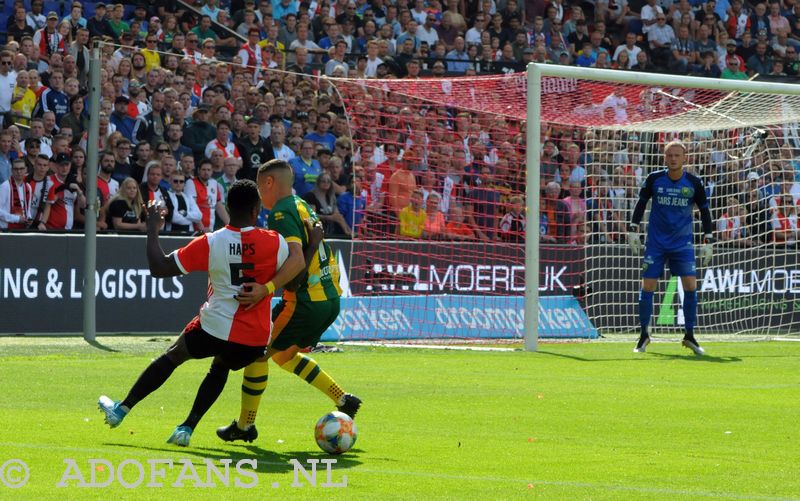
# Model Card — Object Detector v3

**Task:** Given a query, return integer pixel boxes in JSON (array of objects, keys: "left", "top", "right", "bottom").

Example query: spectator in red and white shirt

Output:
[
  {"left": 39, "top": 153, "right": 85, "bottom": 231},
  {"left": 185, "top": 158, "right": 229, "bottom": 232},
  {"left": 205, "top": 120, "right": 241, "bottom": 160},
  {"left": 0, "top": 159, "right": 33, "bottom": 229}
]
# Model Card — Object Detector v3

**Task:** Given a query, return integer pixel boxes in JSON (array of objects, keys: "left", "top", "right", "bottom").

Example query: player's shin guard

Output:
[
  {"left": 238, "top": 360, "right": 269, "bottom": 430},
  {"left": 181, "top": 363, "right": 229, "bottom": 430},
  {"left": 279, "top": 354, "right": 345, "bottom": 406},
  {"left": 639, "top": 290, "right": 654, "bottom": 336},
  {"left": 121, "top": 354, "right": 177, "bottom": 410},
  {"left": 683, "top": 289, "right": 697, "bottom": 338}
]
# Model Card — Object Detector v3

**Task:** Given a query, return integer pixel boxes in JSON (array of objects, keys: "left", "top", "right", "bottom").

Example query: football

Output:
[{"left": 315, "top": 411, "right": 357, "bottom": 454}]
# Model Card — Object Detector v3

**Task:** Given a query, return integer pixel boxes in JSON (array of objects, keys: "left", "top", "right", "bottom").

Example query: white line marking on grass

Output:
[
  {"left": 2, "top": 442, "right": 796, "bottom": 500},
  {"left": 773, "top": 338, "right": 800, "bottom": 342},
  {"left": 338, "top": 342, "right": 517, "bottom": 352}
]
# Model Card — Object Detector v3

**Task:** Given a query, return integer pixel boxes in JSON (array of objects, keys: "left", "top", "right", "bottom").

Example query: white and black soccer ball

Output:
[{"left": 314, "top": 411, "right": 357, "bottom": 454}]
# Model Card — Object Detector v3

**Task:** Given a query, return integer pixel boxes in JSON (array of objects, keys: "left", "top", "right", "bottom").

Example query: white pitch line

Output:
[
  {"left": 773, "top": 338, "right": 800, "bottom": 342},
  {"left": 1, "top": 442, "right": 797, "bottom": 500},
  {"left": 338, "top": 342, "right": 517, "bottom": 352}
]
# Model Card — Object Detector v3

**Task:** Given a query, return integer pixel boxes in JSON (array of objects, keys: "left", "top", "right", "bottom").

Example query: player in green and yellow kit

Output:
[{"left": 217, "top": 159, "right": 361, "bottom": 443}]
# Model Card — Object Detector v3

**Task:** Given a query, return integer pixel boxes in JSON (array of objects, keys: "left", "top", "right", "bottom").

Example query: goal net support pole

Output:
[{"left": 524, "top": 64, "right": 800, "bottom": 351}]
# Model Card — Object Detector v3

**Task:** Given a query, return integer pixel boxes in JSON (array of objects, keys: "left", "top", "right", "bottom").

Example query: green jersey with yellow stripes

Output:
[{"left": 268, "top": 195, "right": 342, "bottom": 302}]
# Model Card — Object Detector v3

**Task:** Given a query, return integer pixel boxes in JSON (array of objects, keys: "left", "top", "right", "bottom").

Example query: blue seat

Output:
[
  {"left": 83, "top": 2, "right": 97, "bottom": 19},
  {"left": 43, "top": 0, "right": 63, "bottom": 17}
]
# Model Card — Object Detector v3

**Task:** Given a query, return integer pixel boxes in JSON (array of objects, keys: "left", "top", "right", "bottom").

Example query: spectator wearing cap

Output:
[
  {"left": 110, "top": 95, "right": 136, "bottom": 142},
  {"left": 40, "top": 152, "right": 85, "bottom": 231},
  {"left": 111, "top": 32, "right": 136, "bottom": 68},
  {"left": 182, "top": 105, "right": 217, "bottom": 161},
  {"left": 33, "top": 12, "right": 63, "bottom": 70},
  {"left": 87, "top": 3, "right": 115, "bottom": 39}
]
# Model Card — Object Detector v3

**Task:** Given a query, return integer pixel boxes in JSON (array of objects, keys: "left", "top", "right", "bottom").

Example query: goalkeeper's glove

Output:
[
  {"left": 627, "top": 224, "right": 642, "bottom": 255},
  {"left": 700, "top": 234, "right": 716, "bottom": 266}
]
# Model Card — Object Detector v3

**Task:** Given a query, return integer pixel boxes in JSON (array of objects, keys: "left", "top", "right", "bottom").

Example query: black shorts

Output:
[
  {"left": 269, "top": 297, "right": 340, "bottom": 351},
  {"left": 181, "top": 316, "right": 267, "bottom": 371}
]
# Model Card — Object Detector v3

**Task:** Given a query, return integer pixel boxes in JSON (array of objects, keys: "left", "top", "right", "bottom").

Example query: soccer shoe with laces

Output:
[
  {"left": 682, "top": 337, "right": 706, "bottom": 356},
  {"left": 216, "top": 420, "right": 258, "bottom": 443},
  {"left": 633, "top": 335, "right": 651, "bottom": 353},
  {"left": 98, "top": 395, "right": 128, "bottom": 428},
  {"left": 337, "top": 394, "right": 362, "bottom": 419},
  {"left": 167, "top": 425, "right": 193, "bottom": 446}
]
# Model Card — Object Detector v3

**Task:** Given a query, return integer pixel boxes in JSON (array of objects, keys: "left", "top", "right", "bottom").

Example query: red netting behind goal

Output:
[{"left": 330, "top": 75, "right": 587, "bottom": 341}]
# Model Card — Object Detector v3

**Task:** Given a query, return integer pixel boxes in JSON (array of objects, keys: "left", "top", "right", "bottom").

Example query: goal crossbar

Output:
[{"left": 524, "top": 64, "right": 800, "bottom": 351}]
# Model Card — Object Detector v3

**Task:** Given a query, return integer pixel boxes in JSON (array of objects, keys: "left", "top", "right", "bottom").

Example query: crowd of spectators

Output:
[{"left": 0, "top": 0, "right": 798, "bottom": 244}]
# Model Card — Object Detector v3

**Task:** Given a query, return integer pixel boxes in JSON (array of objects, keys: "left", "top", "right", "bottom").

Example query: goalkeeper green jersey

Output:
[{"left": 268, "top": 195, "right": 342, "bottom": 302}]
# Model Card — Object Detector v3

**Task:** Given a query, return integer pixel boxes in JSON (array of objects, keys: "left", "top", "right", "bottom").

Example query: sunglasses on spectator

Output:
[
  {"left": 0, "top": 61, "right": 12, "bottom": 66},
  {"left": 172, "top": 179, "right": 185, "bottom": 184},
  {"left": 147, "top": 39, "right": 157, "bottom": 44},
  {"left": 158, "top": 148, "right": 170, "bottom": 153}
]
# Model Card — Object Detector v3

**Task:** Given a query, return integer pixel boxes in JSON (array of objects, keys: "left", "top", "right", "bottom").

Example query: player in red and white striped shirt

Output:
[{"left": 98, "top": 179, "right": 305, "bottom": 446}]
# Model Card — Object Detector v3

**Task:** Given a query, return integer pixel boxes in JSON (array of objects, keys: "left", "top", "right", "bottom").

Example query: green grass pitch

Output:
[{"left": 1, "top": 337, "right": 799, "bottom": 500}]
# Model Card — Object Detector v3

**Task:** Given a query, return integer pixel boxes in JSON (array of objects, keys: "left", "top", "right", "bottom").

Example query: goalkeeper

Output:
[
  {"left": 217, "top": 159, "right": 361, "bottom": 443},
  {"left": 627, "top": 141, "right": 714, "bottom": 355}
]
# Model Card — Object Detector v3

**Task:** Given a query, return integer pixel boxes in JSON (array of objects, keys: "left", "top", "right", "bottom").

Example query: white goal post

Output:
[{"left": 525, "top": 64, "right": 800, "bottom": 351}]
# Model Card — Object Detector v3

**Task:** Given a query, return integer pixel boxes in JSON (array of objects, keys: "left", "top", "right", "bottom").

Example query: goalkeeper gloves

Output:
[
  {"left": 700, "top": 234, "right": 716, "bottom": 266},
  {"left": 627, "top": 224, "right": 642, "bottom": 255}
]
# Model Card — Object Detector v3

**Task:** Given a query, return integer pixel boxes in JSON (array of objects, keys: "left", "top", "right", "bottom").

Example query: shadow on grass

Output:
[
  {"left": 536, "top": 350, "right": 742, "bottom": 363},
  {"left": 83, "top": 338, "right": 120, "bottom": 353},
  {"left": 648, "top": 351, "right": 742, "bottom": 363},
  {"left": 104, "top": 442, "right": 363, "bottom": 473}
]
